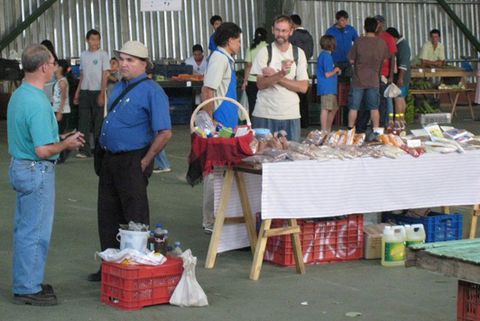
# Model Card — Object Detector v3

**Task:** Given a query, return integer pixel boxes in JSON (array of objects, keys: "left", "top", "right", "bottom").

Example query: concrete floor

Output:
[{"left": 1, "top": 106, "right": 477, "bottom": 320}]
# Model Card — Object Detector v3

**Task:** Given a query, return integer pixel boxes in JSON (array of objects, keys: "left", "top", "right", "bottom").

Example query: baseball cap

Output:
[
  {"left": 114, "top": 41, "right": 149, "bottom": 59},
  {"left": 375, "top": 15, "right": 386, "bottom": 23}
]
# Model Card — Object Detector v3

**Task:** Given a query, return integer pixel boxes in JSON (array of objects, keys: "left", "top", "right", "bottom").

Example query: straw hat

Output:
[{"left": 114, "top": 41, "right": 149, "bottom": 59}]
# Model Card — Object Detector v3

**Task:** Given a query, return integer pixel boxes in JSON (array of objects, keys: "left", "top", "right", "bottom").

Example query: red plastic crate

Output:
[
  {"left": 314, "top": 214, "right": 364, "bottom": 264},
  {"left": 458, "top": 280, "right": 480, "bottom": 321},
  {"left": 264, "top": 215, "right": 364, "bottom": 266},
  {"left": 101, "top": 257, "right": 183, "bottom": 310}
]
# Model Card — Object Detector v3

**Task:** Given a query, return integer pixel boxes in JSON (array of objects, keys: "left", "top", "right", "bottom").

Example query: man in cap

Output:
[
  {"left": 8, "top": 44, "right": 85, "bottom": 305},
  {"left": 88, "top": 41, "right": 172, "bottom": 281}
]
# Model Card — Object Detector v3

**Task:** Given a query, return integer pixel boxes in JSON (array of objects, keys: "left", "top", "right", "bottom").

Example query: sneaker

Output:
[
  {"left": 203, "top": 224, "right": 214, "bottom": 235},
  {"left": 87, "top": 269, "right": 101, "bottom": 282},
  {"left": 75, "top": 153, "right": 88, "bottom": 159},
  {"left": 13, "top": 289, "right": 57, "bottom": 306},
  {"left": 153, "top": 167, "right": 172, "bottom": 174}
]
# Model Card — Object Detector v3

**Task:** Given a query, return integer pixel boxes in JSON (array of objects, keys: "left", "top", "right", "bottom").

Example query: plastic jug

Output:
[
  {"left": 116, "top": 229, "right": 150, "bottom": 251},
  {"left": 405, "top": 224, "right": 426, "bottom": 247},
  {"left": 381, "top": 225, "right": 406, "bottom": 267}
]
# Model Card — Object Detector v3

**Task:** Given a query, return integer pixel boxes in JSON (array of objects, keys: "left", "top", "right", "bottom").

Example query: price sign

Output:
[{"left": 140, "top": 0, "right": 182, "bottom": 11}]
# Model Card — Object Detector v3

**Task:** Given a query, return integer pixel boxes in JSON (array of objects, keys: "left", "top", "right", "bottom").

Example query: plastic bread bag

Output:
[
  {"left": 286, "top": 151, "right": 312, "bottom": 161},
  {"left": 242, "top": 155, "right": 274, "bottom": 164},
  {"left": 384, "top": 83, "right": 401, "bottom": 98},
  {"left": 96, "top": 248, "right": 166, "bottom": 265},
  {"left": 169, "top": 249, "right": 208, "bottom": 307},
  {"left": 262, "top": 148, "right": 290, "bottom": 162}
]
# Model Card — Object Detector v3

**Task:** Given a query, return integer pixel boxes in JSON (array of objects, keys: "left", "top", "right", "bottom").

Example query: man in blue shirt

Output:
[
  {"left": 208, "top": 15, "right": 223, "bottom": 54},
  {"left": 88, "top": 41, "right": 172, "bottom": 281},
  {"left": 8, "top": 44, "right": 85, "bottom": 305},
  {"left": 325, "top": 10, "right": 358, "bottom": 78}
]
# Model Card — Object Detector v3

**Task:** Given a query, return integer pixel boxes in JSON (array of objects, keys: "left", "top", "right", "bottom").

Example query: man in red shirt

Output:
[{"left": 376, "top": 15, "right": 396, "bottom": 127}]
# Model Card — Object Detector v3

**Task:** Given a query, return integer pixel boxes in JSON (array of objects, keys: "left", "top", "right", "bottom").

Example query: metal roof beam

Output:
[{"left": 0, "top": 0, "right": 58, "bottom": 53}]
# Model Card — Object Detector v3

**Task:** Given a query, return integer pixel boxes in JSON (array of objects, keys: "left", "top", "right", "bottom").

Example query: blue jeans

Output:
[
  {"left": 252, "top": 117, "right": 301, "bottom": 142},
  {"left": 154, "top": 150, "right": 171, "bottom": 169},
  {"left": 9, "top": 159, "right": 56, "bottom": 294}
]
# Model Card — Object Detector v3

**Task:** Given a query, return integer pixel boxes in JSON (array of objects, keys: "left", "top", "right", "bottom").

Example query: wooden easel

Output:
[
  {"left": 470, "top": 204, "right": 479, "bottom": 239},
  {"left": 204, "top": 166, "right": 305, "bottom": 281}
]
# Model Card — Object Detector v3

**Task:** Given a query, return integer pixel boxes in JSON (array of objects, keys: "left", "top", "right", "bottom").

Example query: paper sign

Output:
[
  {"left": 140, "top": 0, "right": 182, "bottom": 11},
  {"left": 186, "top": 81, "right": 192, "bottom": 87}
]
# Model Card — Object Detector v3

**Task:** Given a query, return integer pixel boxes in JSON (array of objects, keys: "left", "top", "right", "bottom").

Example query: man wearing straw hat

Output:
[{"left": 88, "top": 41, "right": 172, "bottom": 281}]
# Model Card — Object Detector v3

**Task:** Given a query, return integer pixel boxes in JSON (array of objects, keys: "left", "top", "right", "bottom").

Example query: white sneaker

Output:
[
  {"left": 153, "top": 168, "right": 171, "bottom": 174},
  {"left": 75, "top": 153, "right": 88, "bottom": 159},
  {"left": 203, "top": 224, "right": 214, "bottom": 235}
]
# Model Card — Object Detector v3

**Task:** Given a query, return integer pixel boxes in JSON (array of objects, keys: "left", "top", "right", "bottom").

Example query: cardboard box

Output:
[{"left": 364, "top": 223, "right": 390, "bottom": 259}]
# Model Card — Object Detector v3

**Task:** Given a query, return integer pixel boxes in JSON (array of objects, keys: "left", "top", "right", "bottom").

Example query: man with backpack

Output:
[{"left": 251, "top": 15, "right": 309, "bottom": 142}]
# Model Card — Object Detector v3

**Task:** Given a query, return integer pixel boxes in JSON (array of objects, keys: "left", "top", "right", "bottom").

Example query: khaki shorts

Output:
[{"left": 321, "top": 94, "right": 338, "bottom": 110}]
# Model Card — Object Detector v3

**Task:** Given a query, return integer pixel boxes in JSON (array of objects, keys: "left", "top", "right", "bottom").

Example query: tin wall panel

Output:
[
  {"left": 0, "top": 0, "right": 263, "bottom": 61},
  {"left": 294, "top": 0, "right": 480, "bottom": 65}
]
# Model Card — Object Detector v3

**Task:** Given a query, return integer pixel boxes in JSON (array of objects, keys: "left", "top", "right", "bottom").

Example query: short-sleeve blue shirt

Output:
[
  {"left": 7, "top": 82, "right": 59, "bottom": 160},
  {"left": 316, "top": 51, "right": 337, "bottom": 95},
  {"left": 99, "top": 73, "right": 172, "bottom": 153},
  {"left": 325, "top": 25, "right": 359, "bottom": 64},
  {"left": 209, "top": 33, "right": 217, "bottom": 52}
]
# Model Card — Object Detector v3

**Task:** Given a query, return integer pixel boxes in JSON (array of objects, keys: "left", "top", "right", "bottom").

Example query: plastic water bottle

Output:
[
  {"left": 381, "top": 225, "right": 406, "bottom": 267},
  {"left": 405, "top": 224, "right": 426, "bottom": 247},
  {"left": 172, "top": 242, "right": 183, "bottom": 257},
  {"left": 154, "top": 224, "right": 168, "bottom": 255}
]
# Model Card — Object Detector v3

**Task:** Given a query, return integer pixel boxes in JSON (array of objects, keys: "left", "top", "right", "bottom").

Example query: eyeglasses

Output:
[{"left": 46, "top": 61, "right": 57, "bottom": 67}]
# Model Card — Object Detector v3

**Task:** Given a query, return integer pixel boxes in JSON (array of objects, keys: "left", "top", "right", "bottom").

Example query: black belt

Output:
[
  {"left": 19, "top": 159, "right": 56, "bottom": 164},
  {"left": 104, "top": 146, "right": 149, "bottom": 156}
]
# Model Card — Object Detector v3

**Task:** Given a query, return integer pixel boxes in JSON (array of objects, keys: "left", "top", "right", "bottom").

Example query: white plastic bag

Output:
[
  {"left": 169, "top": 249, "right": 208, "bottom": 307},
  {"left": 384, "top": 83, "right": 401, "bottom": 98},
  {"left": 238, "top": 90, "right": 249, "bottom": 121},
  {"left": 96, "top": 248, "right": 166, "bottom": 265}
]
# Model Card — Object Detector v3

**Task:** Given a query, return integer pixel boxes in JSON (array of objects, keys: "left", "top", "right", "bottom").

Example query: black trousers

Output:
[
  {"left": 97, "top": 147, "right": 153, "bottom": 251},
  {"left": 299, "top": 90, "right": 310, "bottom": 128},
  {"left": 245, "top": 81, "right": 258, "bottom": 119},
  {"left": 78, "top": 90, "right": 103, "bottom": 156}
]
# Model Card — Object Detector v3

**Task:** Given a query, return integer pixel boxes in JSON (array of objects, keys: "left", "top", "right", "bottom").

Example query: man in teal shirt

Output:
[{"left": 7, "top": 44, "right": 84, "bottom": 306}]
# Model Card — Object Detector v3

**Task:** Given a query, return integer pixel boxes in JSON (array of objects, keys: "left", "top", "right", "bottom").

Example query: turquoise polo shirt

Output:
[{"left": 7, "top": 82, "right": 60, "bottom": 161}]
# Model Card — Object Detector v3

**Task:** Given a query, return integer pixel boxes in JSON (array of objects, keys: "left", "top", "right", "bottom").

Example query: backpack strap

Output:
[
  {"left": 266, "top": 43, "right": 299, "bottom": 67},
  {"left": 108, "top": 77, "right": 149, "bottom": 112}
]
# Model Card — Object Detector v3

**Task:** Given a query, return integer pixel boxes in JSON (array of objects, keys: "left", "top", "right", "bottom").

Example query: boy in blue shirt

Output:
[{"left": 317, "top": 35, "right": 341, "bottom": 131}]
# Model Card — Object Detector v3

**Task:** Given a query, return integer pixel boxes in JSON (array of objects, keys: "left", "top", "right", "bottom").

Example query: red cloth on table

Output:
[{"left": 186, "top": 132, "right": 254, "bottom": 186}]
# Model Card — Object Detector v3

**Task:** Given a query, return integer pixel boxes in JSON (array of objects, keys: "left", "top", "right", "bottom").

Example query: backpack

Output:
[{"left": 266, "top": 43, "right": 299, "bottom": 67}]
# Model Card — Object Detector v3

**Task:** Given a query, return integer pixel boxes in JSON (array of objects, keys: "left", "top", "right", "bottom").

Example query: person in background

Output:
[
  {"left": 289, "top": 14, "right": 314, "bottom": 60},
  {"left": 185, "top": 44, "right": 208, "bottom": 75},
  {"left": 88, "top": 41, "right": 172, "bottom": 281},
  {"left": 317, "top": 35, "right": 342, "bottom": 132},
  {"left": 208, "top": 15, "right": 223, "bottom": 53},
  {"left": 7, "top": 44, "right": 85, "bottom": 306},
  {"left": 52, "top": 59, "right": 72, "bottom": 163},
  {"left": 347, "top": 17, "right": 390, "bottom": 132},
  {"left": 251, "top": 15, "right": 309, "bottom": 142},
  {"left": 106, "top": 57, "right": 121, "bottom": 98},
  {"left": 375, "top": 15, "right": 397, "bottom": 127},
  {"left": 73, "top": 29, "right": 110, "bottom": 158},
  {"left": 289, "top": 14, "right": 314, "bottom": 128},
  {"left": 419, "top": 29, "right": 445, "bottom": 67},
  {"left": 201, "top": 22, "right": 243, "bottom": 234},
  {"left": 476, "top": 53, "right": 480, "bottom": 105},
  {"left": 386, "top": 27, "right": 412, "bottom": 116},
  {"left": 242, "top": 27, "right": 268, "bottom": 118},
  {"left": 325, "top": 10, "right": 358, "bottom": 78},
  {"left": 40, "top": 39, "right": 59, "bottom": 103}
]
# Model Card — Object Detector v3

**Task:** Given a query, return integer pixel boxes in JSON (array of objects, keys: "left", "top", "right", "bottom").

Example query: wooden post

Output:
[
  {"left": 470, "top": 204, "right": 479, "bottom": 239},
  {"left": 250, "top": 219, "right": 272, "bottom": 280},
  {"left": 205, "top": 169, "right": 234, "bottom": 269},
  {"left": 288, "top": 219, "right": 306, "bottom": 275}
]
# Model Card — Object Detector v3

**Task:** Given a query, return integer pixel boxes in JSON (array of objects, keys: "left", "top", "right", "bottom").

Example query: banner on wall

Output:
[{"left": 140, "top": 0, "right": 182, "bottom": 11}]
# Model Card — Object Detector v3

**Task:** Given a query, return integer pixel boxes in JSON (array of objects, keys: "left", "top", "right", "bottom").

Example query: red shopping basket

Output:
[{"left": 186, "top": 96, "right": 254, "bottom": 186}]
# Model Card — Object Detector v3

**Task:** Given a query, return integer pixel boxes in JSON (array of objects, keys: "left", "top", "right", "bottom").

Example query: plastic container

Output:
[
  {"left": 101, "top": 257, "right": 183, "bottom": 310},
  {"left": 405, "top": 224, "right": 426, "bottom": 247},
  {"left": 116, "top": 229, "right": 150, "bottom": 252},
  {"left": 383, "top": 212, "right": 463, "bottom": 243},
  {"left": 153, "top": 224, "right": 168, "bottom": 255},
  {"left": 381, "top": 225, "right": 406, "bottom": 267},
  {"left": 264, "top": 215, "right": 364, "bottom": 266},
  {"left": 172, "top": 242, "right": 183, "bottom": 257}
]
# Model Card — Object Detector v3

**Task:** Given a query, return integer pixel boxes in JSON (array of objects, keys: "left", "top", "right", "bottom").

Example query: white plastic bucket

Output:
[{"left": 116, "top": 229, "right": 150, "bottom": 251}]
